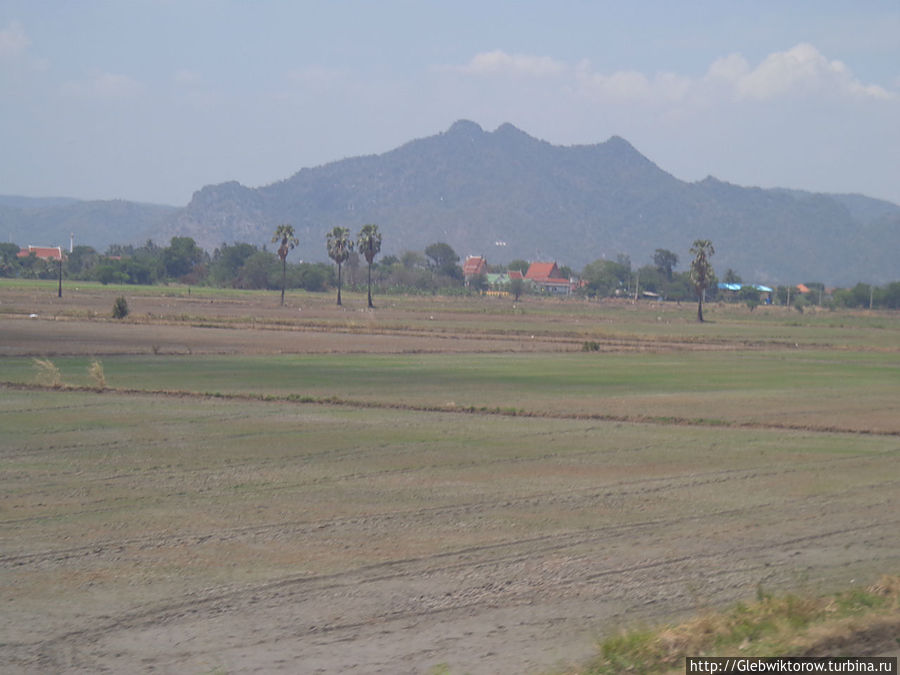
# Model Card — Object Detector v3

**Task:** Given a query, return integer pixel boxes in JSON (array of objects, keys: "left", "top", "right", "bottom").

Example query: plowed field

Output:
[{"left": 2, "top": 284, "right": 898, "bottom": 673}]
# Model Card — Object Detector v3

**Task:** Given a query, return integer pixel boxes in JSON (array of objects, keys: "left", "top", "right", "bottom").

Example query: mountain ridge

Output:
[{"left": 5, "top": 121, "right": 899, "bottom": 285}]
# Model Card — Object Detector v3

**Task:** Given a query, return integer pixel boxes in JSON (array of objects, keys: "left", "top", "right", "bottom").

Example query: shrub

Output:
[{"left": 112, "top": 296, "right": 129, "bottom": 319}]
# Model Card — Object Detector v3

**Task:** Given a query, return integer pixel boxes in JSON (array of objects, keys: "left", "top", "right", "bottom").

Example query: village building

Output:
[
  {"left": 17, "top": 245, "right": 64, "bottom": 261},
  {"left": 462, "top": 255, "right": 487, "bottom": 286},
  {"left": 525, "top": 261, "right": 572, "bottom": 295}
]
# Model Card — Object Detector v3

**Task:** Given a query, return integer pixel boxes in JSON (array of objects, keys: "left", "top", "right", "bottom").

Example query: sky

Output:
[{"left": 1, "top": 1, "right": 899, "bottom": 207}]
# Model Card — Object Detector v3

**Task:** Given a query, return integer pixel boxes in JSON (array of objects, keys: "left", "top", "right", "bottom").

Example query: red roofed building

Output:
[
  {"left": 462, "top": 255, "right": 487, "bottom": 285},
  {"left": 18, "top": 246, "right": 64, "bottom": 261},
  {"left": 525, "top": 261, "right": 572, "bottom": 295}
]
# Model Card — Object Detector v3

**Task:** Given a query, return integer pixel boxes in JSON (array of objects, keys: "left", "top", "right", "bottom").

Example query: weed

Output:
[
  {"left": 88, "top": 359, "right": 106, "bottom": 390},
  {"left": 33, "top": 358, "right": 62, "bottom": 387}
]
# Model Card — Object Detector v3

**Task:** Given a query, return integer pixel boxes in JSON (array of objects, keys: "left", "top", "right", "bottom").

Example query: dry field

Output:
[{"left": 2, "top": 283, "right": 899, "bottom": 674}]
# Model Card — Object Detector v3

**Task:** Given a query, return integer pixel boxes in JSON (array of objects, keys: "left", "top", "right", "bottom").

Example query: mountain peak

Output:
[
  {"left": 493, "top": 122, "right": 527, "bottom": 136},
  {"left": 446, "top": 119, "right": 484, "bottom": 137},
  {"left": 604, "top": 135, "right": 639, "bottom": 153}
]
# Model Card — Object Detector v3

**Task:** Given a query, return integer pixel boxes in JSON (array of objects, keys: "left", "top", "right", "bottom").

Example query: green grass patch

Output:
[
  {"left": 3, "top": 350, "right": 897, "bottom": 432},
  {"left": 572, "top": 577, "right": 900, "bottom": 674}
]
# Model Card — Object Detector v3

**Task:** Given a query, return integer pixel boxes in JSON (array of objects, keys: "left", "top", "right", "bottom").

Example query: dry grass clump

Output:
[
  {"left": 88, "top": 359, "right": 106, "bottom": 390},
  {"left": 573, "top": 576, "right": 900, "bottom": 674},
  {"left": 32, "top": 358, "right": 62, "bottom": 387}
]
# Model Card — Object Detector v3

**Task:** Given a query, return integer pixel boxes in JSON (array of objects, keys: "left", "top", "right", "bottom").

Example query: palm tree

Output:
[
  {"left": 689, "top": 239, "right": 715, "bottom": 322},
  {"left": 326, "top": 226, "right": 354, "bottom": 306},
  {"left": 357, "top": 224, "right": 382, "bottom": 308},
  {"left": 271, "top": 224, "right": 298, "bottom": 306}
]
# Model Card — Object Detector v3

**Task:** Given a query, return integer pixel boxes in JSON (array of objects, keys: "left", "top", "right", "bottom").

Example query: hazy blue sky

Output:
[{"left": 2, "top": 1, "right": 898, "bottom": 206}]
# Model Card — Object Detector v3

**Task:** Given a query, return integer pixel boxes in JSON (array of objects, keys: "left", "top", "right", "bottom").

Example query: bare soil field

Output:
[{"left": 2, "top": 283, "right": 899, "bottom": 674}]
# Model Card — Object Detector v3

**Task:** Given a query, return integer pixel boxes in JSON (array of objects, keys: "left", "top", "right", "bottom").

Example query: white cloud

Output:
[
  {"left": 455, "top": 50, "right": 566, "bottom": 78},
  {"left": 706, "top": 53, "right": 750, "bottom": 83},
  {"left": 712, "top": 43, "right": 894, "bottom": 101},
  {"left": 60, "top": 72, "right": 144, "bottom": 99},
  {"left": 449, "top": 44, "right": 895, "bottom": 106},
  {"left": 574, "top": 61, "right": 691, "bottom": 103},
  {"left": 0, "top": 20, "right": 30, "bottom": 59}
]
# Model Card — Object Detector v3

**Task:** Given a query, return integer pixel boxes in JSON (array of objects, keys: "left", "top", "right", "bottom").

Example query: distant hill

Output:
[
  {"left": 1, "top": 198, "right": 177, "bottom": 252},
  {"left": 7, "top": 121, "right": 899, "bottom": 285},
  {"left": 162, "top": 120, "right": 899, "bottom": 285}
]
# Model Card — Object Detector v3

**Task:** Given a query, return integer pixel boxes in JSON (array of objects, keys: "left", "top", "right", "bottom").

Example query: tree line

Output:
[{"left": 2, "top": 234, "right": 899, "bottom": 311}]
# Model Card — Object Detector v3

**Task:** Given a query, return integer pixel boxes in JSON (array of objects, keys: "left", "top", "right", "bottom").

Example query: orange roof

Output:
[
  {"left": 795, "top": 283, "right": 811, "bottom": 294},
  {"left": 508, "top": 270, "right": 524, "bottom": 280},
  {"left": 462, "top": 256, "right": 487, "bottom": 277},
  {"left": 17, "top": 246, "right": 63, "bottom": 261},
  {"left": 525, "top": 262, "right": 559, "bottom": 280}
]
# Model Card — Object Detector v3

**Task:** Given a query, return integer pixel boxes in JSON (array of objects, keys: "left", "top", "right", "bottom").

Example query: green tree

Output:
[
  {"left": 271, "top": 224, "right": 299, "bottom": 306},
  {"left": 66, "top": 245, "right": 99, "bottom": 278},
  {"left": 723, "top": 268, "right": 742, "bottom": 284},
  {"left": 236, "top": 250, "right": 278, "bottom": 289},
  {"left": 326, "top": 226, "right": 354, "bottom": 306},
  {"left": 581, "top": 258, "right": 631, "bottom": 298},
  {"left": 738, "top": 285, "right": 760, "bottom": 311},
  {"left": 401, "top": 250, "right": 427, "bottom": 269},
  {"left": 689, "top": 239, "right": 715, "bottom": 322},
  {"left": 509, "top": 276, "right": 526, "bottom": 302},
  {"left": 470, "top": 272, "right": 489, "bottom": 293},
  {"left": 0, "top": 242, "right": 21, "bottom": 277},
  {"left": 210, "top": 242, "right": 258, "bottom": 287},
  {"left": 879, "top": 281, "right": 900, "bottom": 309},
  {"left": 653, "top": 249, "right": 678, "bottom": 281},
  {"left": 293, "top": 262, "right": 333, "bottom": 292},
  {"left": 425, "top": 242, "right": 461, "bottom": 279},
  {"left": 357, "top": 224, "right": 382, "bottom": 308},
  {"left": 636, "top": 264, "right": 663, "bottom": 294},
  {"left": 163, "top": 236, "right": 203, "bottom": 280}
]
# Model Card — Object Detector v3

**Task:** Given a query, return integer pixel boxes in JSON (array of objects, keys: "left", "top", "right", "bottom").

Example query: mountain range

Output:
[{"left": 4, "top": 120, "right": 899, "bottom": 285}]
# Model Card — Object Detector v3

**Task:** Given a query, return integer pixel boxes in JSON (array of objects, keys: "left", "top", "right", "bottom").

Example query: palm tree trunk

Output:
[
  {"left": 367, "top": 263, "right": 373, "bottom": 308},
  {"left": 337, "top": 263, "right": 342, "bottom": 306},
  {"left": 281, "top": 258, "right": 286, "bottom": 306},
  {"left": 697, "top": 296, "right": 704, "bottom": 322}
]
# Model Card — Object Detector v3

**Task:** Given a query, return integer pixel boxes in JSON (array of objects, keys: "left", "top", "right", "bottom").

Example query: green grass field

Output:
[{"left": 4, "top": 348, "right": 898, "bottom": 433}]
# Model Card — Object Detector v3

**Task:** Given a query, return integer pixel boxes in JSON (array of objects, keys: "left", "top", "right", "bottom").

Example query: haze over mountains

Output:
[{"left": 4, "top": 120, "right": 899, "bottom": 285}]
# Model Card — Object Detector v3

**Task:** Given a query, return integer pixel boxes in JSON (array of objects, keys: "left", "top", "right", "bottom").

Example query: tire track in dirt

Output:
[
  {"left": 4, "top": 469, "right": 895, "bottom": 587},
  {"left": 4, "top": 439, "right": 895, "bottom": 563},
  {"left": 9, "top": 513, "right": 898, "bottom": 674},
  {"left": 3, "top": 443, "right": 896, "bottom": 565},
  {"left": 5, "top": 435, "right": 896, "bottom": 534}
]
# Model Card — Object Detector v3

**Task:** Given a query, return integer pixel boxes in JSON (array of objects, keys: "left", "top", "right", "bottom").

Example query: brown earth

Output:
[{"left": 2, "top": 285, "right": 899, "bottom": 674}]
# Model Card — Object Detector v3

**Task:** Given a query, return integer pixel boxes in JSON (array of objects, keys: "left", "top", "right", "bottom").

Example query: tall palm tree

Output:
[
  {"left": 326, "top": 226, "right": 354, "bottom": 306},
  {"left": 357, "top": 224, "right": 382, "bottom": 309},
  {"left": 271, "top": 224, "right": 298, "bottom": 306},
  {"left": 689, "top": 239, "right": 715, "bottom": 322}
]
